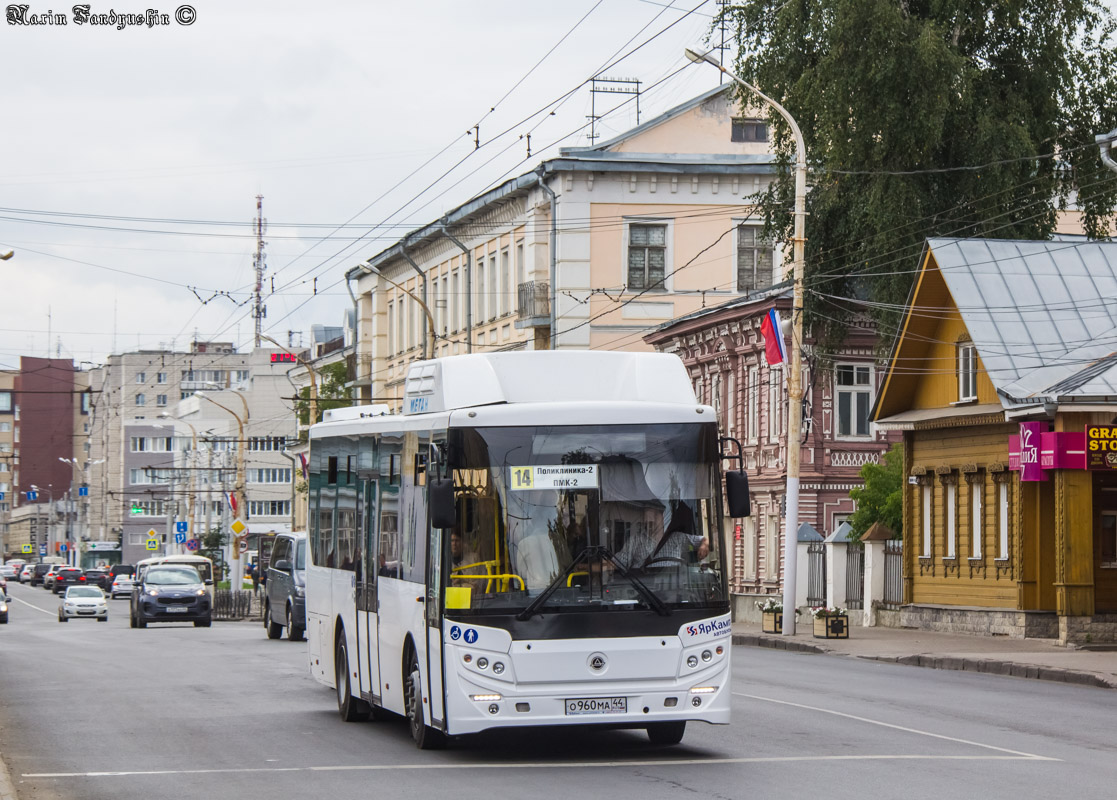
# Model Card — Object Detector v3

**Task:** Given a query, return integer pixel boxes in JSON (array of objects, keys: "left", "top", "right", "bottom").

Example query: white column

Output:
[
  {"left": 826, "top": 541, "right": 848, "bottom": 610},
  {"left": 863, "top": 540, "right": 886, "bottom": 627}
]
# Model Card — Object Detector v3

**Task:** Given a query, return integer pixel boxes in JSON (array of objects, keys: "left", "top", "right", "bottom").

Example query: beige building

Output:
[{"left": 346, "top": 86, "right": 781, "bottom": 408}]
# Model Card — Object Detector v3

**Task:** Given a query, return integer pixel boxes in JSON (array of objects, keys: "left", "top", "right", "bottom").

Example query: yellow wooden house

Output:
[{"left": 872, "top": 238, "right": 1117, "bottom": 644}]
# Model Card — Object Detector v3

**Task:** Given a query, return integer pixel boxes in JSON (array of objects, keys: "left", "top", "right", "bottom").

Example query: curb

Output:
[
  {"left": 731, "top": 633, "right": 1117, "bottom": 690},
  {"left": 0, "top": 751, "right": 17, "bottom": 800}
]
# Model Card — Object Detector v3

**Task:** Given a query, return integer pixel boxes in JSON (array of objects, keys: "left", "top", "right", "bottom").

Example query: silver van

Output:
[{"left": 263, "top": 531, "right": 306, "bottom": 641}]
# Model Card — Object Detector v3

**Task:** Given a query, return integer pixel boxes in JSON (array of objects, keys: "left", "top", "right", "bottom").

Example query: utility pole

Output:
[{"left": 252, "top": 195, "right": 267, "bottom": 347}]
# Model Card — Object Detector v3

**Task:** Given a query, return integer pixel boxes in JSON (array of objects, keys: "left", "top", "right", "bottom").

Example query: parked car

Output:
[
  {"left": 110, "top": 574, "right": 134, "bottom": 599},
  {"left": 263, "top": 531, "right": 306, "bottom": 641},
  {"left": 84, "top": 568, "right": 111, "bottom": 592},
  {"left": 58, "top": 586, "right": 108, "bottom": 622},
  {"left": 0, "top": 564, "right": 17, "bottom": 579},
  {"left": 19, "top": 564, "right": 35, "bottom": 583},
  {"left": 130, "top": 566, "right": 211, "bottom": 628},
  {"left": 52, "top": 568, "right": 86, "bottom": 594}
]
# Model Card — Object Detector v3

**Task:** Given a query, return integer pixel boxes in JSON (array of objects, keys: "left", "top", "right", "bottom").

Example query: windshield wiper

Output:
[{"left": 516, "top": 546, "right": 669, "bottom": 621}]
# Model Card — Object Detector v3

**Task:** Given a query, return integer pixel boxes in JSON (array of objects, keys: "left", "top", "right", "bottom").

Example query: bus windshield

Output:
[{"left": 446, "top": 423, "right": 725, "bottom": 615}]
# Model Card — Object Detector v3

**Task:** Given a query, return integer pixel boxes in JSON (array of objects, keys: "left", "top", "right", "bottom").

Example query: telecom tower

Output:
[{"left": 252, "top": 195, "right": 267, "bottom": 347}]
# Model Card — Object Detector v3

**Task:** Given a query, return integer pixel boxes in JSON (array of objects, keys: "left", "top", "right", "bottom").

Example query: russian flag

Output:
[
  {"left": 760, "top": 308, "right": 787, "bottom": 366},
  {"left": 224, "top": 490, "right": 237, "bottom": 516}
]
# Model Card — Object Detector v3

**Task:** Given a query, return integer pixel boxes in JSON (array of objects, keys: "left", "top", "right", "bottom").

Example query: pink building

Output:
[{"left": 645, "top": 286, "right": 898, "bottom": 608}]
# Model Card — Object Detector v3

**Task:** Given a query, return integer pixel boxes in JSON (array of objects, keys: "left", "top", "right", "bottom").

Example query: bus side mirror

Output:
[
  {"left": 725, "top": 471, "right": 751, "bottom": 518},
  {"left": 429, "top": 478, "right": 456, "bottom": 529}
]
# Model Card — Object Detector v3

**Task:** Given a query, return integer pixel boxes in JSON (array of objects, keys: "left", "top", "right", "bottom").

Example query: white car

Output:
[
  {"left": 110, "top": 574, "right": 134, "bottom": 599},
  {"left": 20, "top": 565, "right": 35, "bottom": 583},
  {"left": 0, "top": 564, "right": 17, "bottom": 579},
  {"left": 59, "top": 586, "right": 109, "bottom": 622}
]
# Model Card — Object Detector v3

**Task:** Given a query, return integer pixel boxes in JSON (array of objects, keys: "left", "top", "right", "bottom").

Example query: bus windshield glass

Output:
[{"left": 445, "top": 423, "right": 725, "bottom": 615}]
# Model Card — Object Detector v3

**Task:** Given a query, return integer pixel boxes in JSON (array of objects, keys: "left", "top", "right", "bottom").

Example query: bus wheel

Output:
[
  {"left": 335, "top": 635, "right": 370, "bottom": 722},
  {"left": 405, "top": 658, "right": 446, "bottom": 750},
  {"left": 265, "top": 602, "right": 282, "bottom": 639},
  {"left": 646, "top": 721, "right": 686, "bottom": 745}
]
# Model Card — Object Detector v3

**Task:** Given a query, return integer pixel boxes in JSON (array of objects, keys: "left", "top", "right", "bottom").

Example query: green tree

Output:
[
  {"left": 197, "top": 525, "right": 228, "bottom": 579},
  {"left": 721, "top": 1, "right": 1117, "bottom": 346},
  {"left": 296, "top": 360, "right": 350, "bottom": 430},
  {"left": 848, "top": 444, "right": 904, "bottom": 540}
]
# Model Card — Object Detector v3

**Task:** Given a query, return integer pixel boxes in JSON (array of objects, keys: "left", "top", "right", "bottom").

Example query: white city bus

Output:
[{"left": 305, "top": 351, "right": 749, "bottom": 748}]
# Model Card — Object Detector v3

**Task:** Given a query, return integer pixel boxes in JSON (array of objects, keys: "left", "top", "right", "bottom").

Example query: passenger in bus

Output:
[
  {"left": 449, "top": 531, "right": 484, "bottom": 586},
  {"left": 613, "top": 502, "right": 708, "bottom": 572}
]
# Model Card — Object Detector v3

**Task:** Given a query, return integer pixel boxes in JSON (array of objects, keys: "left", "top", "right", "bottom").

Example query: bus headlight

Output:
[
  {"left": 492, "top": 661, "right": 505, "bottom": 675},
  {"left": 471, "top": 694, "right": 501, "bottom": 702},
  {"left": 476, "top": 657, "right": 489, "bottom": 669},
  {"left": 686, "top": 655, "right": 699, "bottom": 668}
]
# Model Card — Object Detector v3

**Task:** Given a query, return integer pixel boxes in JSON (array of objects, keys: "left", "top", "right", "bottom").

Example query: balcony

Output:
[{"left": 516, "top": 281, "right": 551, "bottom": 329}]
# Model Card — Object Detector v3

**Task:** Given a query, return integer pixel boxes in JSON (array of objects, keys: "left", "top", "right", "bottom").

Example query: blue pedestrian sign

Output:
[
  {"left": 175, "top": 521, "right": 188, "bottom": 533},
  {"left": 78, "top": 486, "right": 89, "bottom": 497},
  {"left": 463, "top": 628, "right": 478, "bottom": 644},
  {"left": 174, "top": 532, "right": 187, "bottom": 545},
  {"left": 27, "top": 490, "right": 38, "bottom": 501}
]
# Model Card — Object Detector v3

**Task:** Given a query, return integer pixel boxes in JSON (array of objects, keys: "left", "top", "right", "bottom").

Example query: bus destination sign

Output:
[{"left": 509, "top": 464, "right": 599, "bottom": 491}]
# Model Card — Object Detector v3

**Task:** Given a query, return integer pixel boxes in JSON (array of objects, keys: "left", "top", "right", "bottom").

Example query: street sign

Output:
[
  {"left": 27, "top": 490, "right": 38, "bottom": 501},
  {"left": 78, "top": 486, "right": 89, "bottom": 497},
  {"left": 0, "top": 492, "right": 5, "bottom": 501},
  {"left": 21, "top": 544, "right": 31, "bottom": 554},
  {"left": 230, "top": 519, "right": 247, "bottom": 535},
  {"left": 185, "top": 538, "right": 200, "bottom": 552},
  {"left": 238, "top": 534, "right": 249, "bottom": 550},
  {"left": 175, "top": 521, "right": 188, "bottom": 534},
  {"left": 145, "top": 538, "right": 159, "bottom": 551},
  {"left": 174, "top": 532, "right": 187, "bottom": 545},
  {"left": 39, "top": 545, "right": 46, "bottom": 556},
  {"left": 59, "top": 543, "right": 68, "bottom": 553}
]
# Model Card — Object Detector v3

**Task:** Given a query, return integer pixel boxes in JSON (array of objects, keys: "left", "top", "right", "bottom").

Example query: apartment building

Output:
[{"left": 346, "top": 85, "right": 779, "bottom": 408}]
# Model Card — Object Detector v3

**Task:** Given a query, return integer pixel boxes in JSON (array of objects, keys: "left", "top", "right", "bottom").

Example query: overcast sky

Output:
[{"left": 1, "top": 0, "right": 727, "bottom": 367}]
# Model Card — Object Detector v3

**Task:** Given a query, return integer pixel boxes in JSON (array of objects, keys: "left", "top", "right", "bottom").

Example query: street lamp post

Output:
[
  {"left": 358, "top": 263, "right": 437, "bottom": 359},
  {"left": 196, "top": 390, "right": 248, "bottom": 591},
  {"left": 686, "top": 48, "right": 808, "bottom": 634},
  {"left": 159, "top": 414, "right": 197, "bottom": 554}
]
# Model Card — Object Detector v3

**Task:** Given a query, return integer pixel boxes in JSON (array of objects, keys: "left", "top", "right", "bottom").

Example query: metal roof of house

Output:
[{"left": 928, "top": 237, "right": 1117, "bottom": 406}]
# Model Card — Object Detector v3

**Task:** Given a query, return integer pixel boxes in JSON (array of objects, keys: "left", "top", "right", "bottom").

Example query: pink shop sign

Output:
[{"left": 1008, "top": 428, "right": 1086, "bottom": 477}]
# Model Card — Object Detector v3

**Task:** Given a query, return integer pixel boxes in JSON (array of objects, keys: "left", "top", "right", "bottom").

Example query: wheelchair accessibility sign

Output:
[{"left": 449, "top": 626, "right": 478, "bottom": 644}]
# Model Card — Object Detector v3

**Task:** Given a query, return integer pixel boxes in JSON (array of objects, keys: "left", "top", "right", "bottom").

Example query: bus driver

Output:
[{"left": 613, "top": 502, "right": 709, "bottom": 572}]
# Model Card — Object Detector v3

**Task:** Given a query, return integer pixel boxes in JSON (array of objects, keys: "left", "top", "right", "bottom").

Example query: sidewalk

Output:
[{"left": 731, "top": 621, "right": 1117, "bottom": 689}]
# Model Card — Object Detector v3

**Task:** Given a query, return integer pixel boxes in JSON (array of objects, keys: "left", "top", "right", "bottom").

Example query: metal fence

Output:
[
  {"left": 806, "top": 541, "right": 826, "bottom": 607},
  {"left": 882, "top": 540, "right": 903, "bottom": 610},
  {"left": 517, "top": 281, "right": 550, "bottom": 321},
  {"left": 845, "top": 542, "right": 865, "bottom": 610},
  {"left": 213, "top": 589, "right": 260, "bottom": 620}
]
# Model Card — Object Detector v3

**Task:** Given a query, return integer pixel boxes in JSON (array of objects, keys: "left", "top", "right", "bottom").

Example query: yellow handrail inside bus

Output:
[
  {"left": 450, "top": 572, "right": 525, "bottom": 591},
  {"left": 566, "top": 571, "right": 589, "bottom": 587}
]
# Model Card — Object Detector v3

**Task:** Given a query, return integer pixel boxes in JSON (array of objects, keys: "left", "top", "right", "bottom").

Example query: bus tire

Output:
[
  {"left": 646, "top": 721, "right": 686, "bottom": 745},
  {"left": 265, "top": 602, "right": 282, "bottom": 639},
  {"left": 286, "top": 604, "right": 304, "bottom": 641},
  {"left": 405, "top": 658, "right": 446, "bottom": 750},
  {"left": 335, "top": 635, "right": 370, "bottom": 722}
]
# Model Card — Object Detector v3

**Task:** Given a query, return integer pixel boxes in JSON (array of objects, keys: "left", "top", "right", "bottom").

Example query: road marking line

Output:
[
  {"left": 23, "top": 754, "right": 1053, "bottom": 779},
  {"left": 734, "top": 692, "right": 1057, "bottom": 761},
  {"left": 9, "top": 595, "right": 56, "bottom": 616}
]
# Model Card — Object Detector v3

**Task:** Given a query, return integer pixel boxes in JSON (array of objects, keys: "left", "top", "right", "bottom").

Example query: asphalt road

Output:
[{"left": 2, "top": 580, "right": 1115, "bottom": 800}]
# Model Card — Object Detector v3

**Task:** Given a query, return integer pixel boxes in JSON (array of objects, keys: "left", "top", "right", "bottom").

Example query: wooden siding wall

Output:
[
  {"left": 907, "top": 311, "right": 999, "bottom": 411},
  {"left": 909, "top": 424, "right": 1020, "bottom": 608}
]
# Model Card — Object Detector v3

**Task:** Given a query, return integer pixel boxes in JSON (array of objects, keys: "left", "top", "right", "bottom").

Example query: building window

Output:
[
  {"left": 835, "top": 364, "right": 872, "bottom": 438},
  {"left": 922, "top": 484, "right": 932, "bottom": 558},
  {"left": 515, "top": 241, "right": 525, "bottom": 293},
  {"left": 135, "top": 393, "right": 145, "bottom": 406},
  {"left": 627, "top": 223, "right": 667, "bottom": 291},
  {"left": 157, "top": 372, "right": 167, "bottom": 384},
  {"left": 0, "top": 392, "right": 10, "bottom": 413},
  {"left": 500, "top": 248, "right": 511, "bottom": 317},
  {"left": 945, "top": 480, "right": 957, "bottom": 559},
  {"left": 997, "top": 481, "right": 1010, "bottom": 560},
  {"left": 248, "top": 468, "right": 291, "bottom": 484},
  {"left": 726, "top": 371, "right": 736, "bottom": 437},
  {"left": 136, "top": 372, "right": 146, "bottom": 383},
  {"left": 180, "top": 391, "right": 192, "bottom": 401},
  {"left": 234, "top": 370, "right": 249, "bottom": 384},
  {"left": 764, "top": 514, "right": 780, "bottom": 579},
  {"left": 477, "top": 258, "right": 486, "bottom": 323},
  {"left": 249, "top": 500, "right": 291, "bottom": 517},
  {"left": 731, "top": 117, "right": 768, "bottom": 142},
  {"left": 737, "top": 225, "right": 774, "bottom": 292},
  {"left": 0, "top": 422, "right": 8, "bottom": 432},
  {"left": 247, "top": 436, "right": 287, "bottom": 451},
  {"left": 156, "top": 395, "right": 168, "bottom": 407},
  {"left": 767, "top": 368, "right": 782, "bottom": 442},
  {"left": 747, "top": 365, "right": 759, "bottom": 443},
  {"left": 971, "top": 477, "right": 983, "bottom": 560},
  {"left": 451, "top": 271, "right": 460, "bottom": 332},
  {"left": 958, "top": 341, "right": 977, "bottom": 402},
  {"left": 489, "top": 254, "right": 498, "bottom": 320}
]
